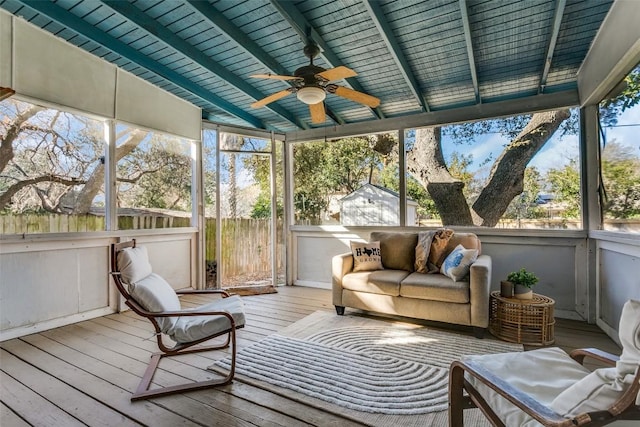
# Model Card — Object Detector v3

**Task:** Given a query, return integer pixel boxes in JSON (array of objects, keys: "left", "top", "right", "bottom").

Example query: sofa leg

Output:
[
  {"left": 473, "top": 327, "right": 486, "bottom": 339},
  {"left": 335, "top": 306, "right": 345, "bottom": 315}
]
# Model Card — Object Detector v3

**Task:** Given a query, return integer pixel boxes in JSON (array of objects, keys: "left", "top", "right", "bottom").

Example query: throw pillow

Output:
[
  {"left": 415, "top": 231, "right": 435, "bottom": 273},
  {"left": 440, "top": 244, "right": 478, "bottom": 282},
  {"left": 427, "top": 228, "right": 454, "bottom": 272},
  {"left": 350, "top": 241, "right": 383, "bottom": 272}
]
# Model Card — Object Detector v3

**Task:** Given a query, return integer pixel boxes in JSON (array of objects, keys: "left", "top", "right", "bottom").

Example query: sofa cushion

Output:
[
  {"left": 342, "top": 269, "right": 409, "bottom": 296},
  {"left": 446, "top": 232, "right": 481, "bottom": 255},
  {"left": 350, "top": 240, "right": 383, "bottom": 272},
  {"left": 370, "top": 232, "right": 417, "bottom": 272},
  {"left": 400, "top": 272, "right": 470, "bottom": 303}
]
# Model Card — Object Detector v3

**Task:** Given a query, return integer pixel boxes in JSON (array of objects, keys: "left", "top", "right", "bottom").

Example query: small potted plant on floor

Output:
[{"left": 504, "top": 268, "right": 538, "bottom": 300}]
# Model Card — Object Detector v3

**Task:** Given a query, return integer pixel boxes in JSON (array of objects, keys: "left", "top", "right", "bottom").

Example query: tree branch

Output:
[
  {"left": 473, "top": 109, "right": 571, "bottom": 226},
  {"left": 1, "top": 105, "right": 44, "bottom": 173},
  {"left": 0, "top": 174, "right": 85, "bottom": 210},
  {"left": 406, "top": 126, "right": 474, "bottom": 225}
]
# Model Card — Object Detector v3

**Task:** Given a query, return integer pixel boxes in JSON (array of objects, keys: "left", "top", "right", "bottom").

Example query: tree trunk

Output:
[
  {"left": 0, "top": 105, "right": 43, "bottom": 173},
  {"left": 406, "top": 126, "right": 474, "bottom": 225},
  {"left": 74, "top": 129, "right": 147, "bottom": 213},
  {"left": 473, "top": 109, "right": 570, "bottom": 226},
  {"left": 406, "top": 110, "right": 570, "bottom": 227}
]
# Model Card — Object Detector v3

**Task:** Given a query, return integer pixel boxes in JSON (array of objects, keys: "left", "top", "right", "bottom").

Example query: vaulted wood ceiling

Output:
[{"left": 0, "top": 0, "right": 613, "bottom": 132}]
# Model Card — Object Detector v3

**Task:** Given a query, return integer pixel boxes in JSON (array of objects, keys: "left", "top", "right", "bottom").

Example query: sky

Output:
[{"left": 440, "top": 105, "right": 640, "bottom": 177}]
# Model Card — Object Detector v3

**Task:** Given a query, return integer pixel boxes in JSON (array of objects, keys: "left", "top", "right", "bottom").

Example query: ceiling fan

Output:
[{"left": 250, "top": 44, "right": 380, "bottom": 124}]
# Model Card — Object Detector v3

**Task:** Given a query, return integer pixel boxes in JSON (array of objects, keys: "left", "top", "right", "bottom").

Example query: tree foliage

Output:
[
  {"left": 601, "top": 142, "right": 640, "bottom": 219},
  {"left": 1, "top": 100, "right": 192, "bottom": 217}
]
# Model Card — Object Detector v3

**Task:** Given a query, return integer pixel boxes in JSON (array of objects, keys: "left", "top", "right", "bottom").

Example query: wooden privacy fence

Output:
[
  {"left": 205, "top": 218, "right": 284, "bottom": 277},
  {"left": 0, "top": 214, "right": 282, "bottom": 278},
  {"left": 0, "top": 214, "right": 192, "bottom": 234}
]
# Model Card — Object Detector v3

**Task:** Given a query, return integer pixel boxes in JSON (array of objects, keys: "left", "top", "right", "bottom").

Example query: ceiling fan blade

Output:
[
  {"left": 316, "top": 66, "right": 357, "bottom": 81},
  {"left": 251, "top": 89, "right": 293, "bottom": 108},
  {"left": 309, "top": 102, "right": 326, "bottom": 124},
  {"left": 332, "top": 85, "right": 380, "bottom": 108},
  {"left": 250, "top": 73, "right": 302, "bottom": 81}
]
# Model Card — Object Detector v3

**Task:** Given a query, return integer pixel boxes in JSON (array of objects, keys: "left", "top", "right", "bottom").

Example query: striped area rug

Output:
[{"left": 213, "top": 311, "right": 522, "bottom": 421}]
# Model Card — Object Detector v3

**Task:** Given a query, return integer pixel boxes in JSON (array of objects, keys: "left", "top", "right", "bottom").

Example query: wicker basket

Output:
[{"left": 489, "top": 291, "right": 555, "bottom": 346}]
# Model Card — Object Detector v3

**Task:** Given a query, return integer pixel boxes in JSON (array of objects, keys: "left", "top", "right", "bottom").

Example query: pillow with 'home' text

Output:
[{"left": 350, "top": 241, "right": 383, "bottom": 272}]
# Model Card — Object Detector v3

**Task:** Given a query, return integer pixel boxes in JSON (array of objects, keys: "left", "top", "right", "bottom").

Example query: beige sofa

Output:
[{"left": 332, "top": 231, "right": 491, "bottom": 337}]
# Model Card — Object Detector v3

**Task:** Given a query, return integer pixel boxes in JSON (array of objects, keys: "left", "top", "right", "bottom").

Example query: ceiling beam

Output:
[
  {"left": 286, "top": 89, "right": 579, "bottom": 142},
  {"left": 270, "top": 0, "right": 385, "bottom": 120},
  {"left": 103, "top": 0, "right": 306, "bottom": 130},
  {"left": 459, "top": 0, "right": 481, "bottom": 104},
  {"left": 539, "top": 0, "right": 566, "bottom": 94},
  {"left": 185, "top": 0, "right": 344, "bottom": 126},
  {"left": 18, "top": 0, "right": 266, "bottom": 129},
  {"left": 363, "top": 0, "right": 429, "bottom": 113}
]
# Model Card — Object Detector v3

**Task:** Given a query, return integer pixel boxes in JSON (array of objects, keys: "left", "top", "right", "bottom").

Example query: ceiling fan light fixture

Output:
[{"left": 297, "top": 86, "right": 326, "bottom": 105}]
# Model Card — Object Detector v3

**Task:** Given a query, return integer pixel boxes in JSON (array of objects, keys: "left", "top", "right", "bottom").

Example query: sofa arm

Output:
[
  {"left": 332, "top": 252, "right": 354, "bottom": 306},
  {"left": 469, "top": 254, "right": 492, "bottom": 328}
]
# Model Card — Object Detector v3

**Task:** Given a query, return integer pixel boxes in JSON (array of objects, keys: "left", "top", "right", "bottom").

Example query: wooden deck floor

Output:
[{"left": 1, "top": 286, "right": 620, "bottom": 427}]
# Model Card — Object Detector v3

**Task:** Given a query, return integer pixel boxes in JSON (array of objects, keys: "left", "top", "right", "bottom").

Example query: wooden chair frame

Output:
[
  {"left": 449, "top": 348, "right": 640, "bottom": 427},
  {"left": 110, "top": 239, "right": 244, "bottom": 401}
]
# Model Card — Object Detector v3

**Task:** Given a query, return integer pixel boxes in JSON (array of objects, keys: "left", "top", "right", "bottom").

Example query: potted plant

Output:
[{"left": 504, "top": 268, "right": 538, "bottom": 300}]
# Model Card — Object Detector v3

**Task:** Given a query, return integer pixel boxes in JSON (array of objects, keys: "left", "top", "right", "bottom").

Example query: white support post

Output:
[
  {"left": 215, "top": 126, "right": 222, "bottom": 289},
  {"left": 398, "top": 129, "right": 406, "bottom": 227},
  {"left": 580, "top": 105, "right": 601, "bottom": 323},
  {"left": 193, "top": 134, "right": 205, "bottom": 289},
  {"left": 104, "top": 120, "right": 116, "bottom": 231},
  {"left": 270, "top": 131, "right": 278, "bottom": 287}
]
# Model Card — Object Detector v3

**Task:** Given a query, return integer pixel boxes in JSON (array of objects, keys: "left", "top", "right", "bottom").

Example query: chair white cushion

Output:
[
  {"left": 551, "top": 299, "right": 640, "bottom": 415},
  {"left": 129, "top": 273, "right": 181, "bottom": 332},
  {"left": 117, "top": 245, "right": 153, "bottom": 284},
  {"left": 166, "top": 295, "right": 245, "bottom": 344},
  {"left": 464, "top": 347, "right": 590, "bottom": 427}
]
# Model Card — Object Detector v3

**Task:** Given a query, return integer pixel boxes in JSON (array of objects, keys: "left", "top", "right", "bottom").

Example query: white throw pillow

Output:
[
  {"left": 440, "top": 244, "right": 478, "bottom": 282},
  {"left": 350, "top": 241, "right": 383, "bottom": 272},
  {"left": 117, "top": 245, "right": 152, "bottom": 284},
  {"left": 551, "top": 299, "right": 640, "bottom": 416}
]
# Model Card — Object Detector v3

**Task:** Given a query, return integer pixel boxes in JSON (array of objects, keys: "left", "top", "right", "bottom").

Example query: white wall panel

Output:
[
  {"left": 79, "top": 245, "right": 110, "bottom": 312},
  {"left": 0, "top": 245, "right": 109, "bottom": 331},
  {"left": 116, "top": 69, "right": 201, "bottom": 141},
  {"left": 138, "top": 237, "right": 192, "bottom": 289},
  {"left": 0, "top": 10, "right": 11, "bottom": 88},
  {"left": 596, "top": 239, "right": 640, "bottom": 343},
  {"left": 13, "top": 19, "right": 116, "bottom": 117}
]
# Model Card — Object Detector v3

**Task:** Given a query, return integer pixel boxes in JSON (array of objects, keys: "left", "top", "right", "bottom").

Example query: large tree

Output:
[
  {"left": 405, "top": 109, "right": 571, "bottom": 226},
  {"left": 1, "top": 100, "right": 191, "bottom": 215}
]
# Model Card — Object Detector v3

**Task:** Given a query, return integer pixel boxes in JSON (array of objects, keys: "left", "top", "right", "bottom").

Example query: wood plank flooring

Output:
[{"left": 1, "top": 286, "right": 620, "bottom": 427}]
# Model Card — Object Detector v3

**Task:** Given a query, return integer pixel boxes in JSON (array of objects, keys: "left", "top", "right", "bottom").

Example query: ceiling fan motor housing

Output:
[{"left": 294, "top": 64, "right": 327, "bottom": 87}]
